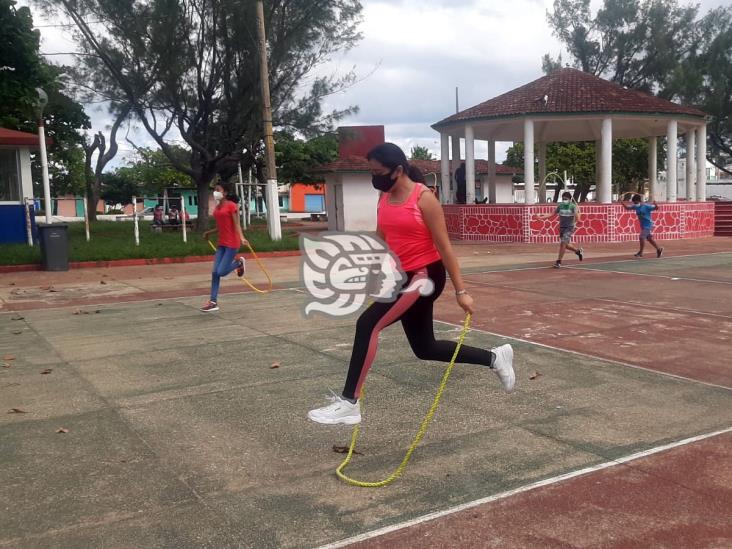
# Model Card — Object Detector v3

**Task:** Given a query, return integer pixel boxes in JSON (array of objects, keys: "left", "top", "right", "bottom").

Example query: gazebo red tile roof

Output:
[
  {"left": 433, "top": 68, "right": 705, "bottom": 129},
  {"left": 0, "top": 127, "right": 49, "bottom": 147},
  {"left": 315, "top": 156, "right": 520, "bottom": 176}
]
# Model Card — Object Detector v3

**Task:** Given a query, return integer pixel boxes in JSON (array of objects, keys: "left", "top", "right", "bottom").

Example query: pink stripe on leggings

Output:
[{"left": 353, "top": 273, "right": 425, "bottom": 398}]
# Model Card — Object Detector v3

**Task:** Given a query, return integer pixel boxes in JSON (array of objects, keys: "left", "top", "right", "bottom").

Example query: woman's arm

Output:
[
  {"left": 419, "top": 190, "right": 474, "bottom": 315},
  {"left": 231, "top": 206, "right": 249, "bottom": 247}
]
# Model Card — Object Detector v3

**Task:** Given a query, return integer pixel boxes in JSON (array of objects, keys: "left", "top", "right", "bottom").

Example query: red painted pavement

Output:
[{"left": 349, "top": 433, "right": 732, "bottom": 549}]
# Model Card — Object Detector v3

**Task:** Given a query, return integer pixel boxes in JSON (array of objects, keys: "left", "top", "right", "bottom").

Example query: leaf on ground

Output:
[
  {"left": 56, "top": 427, "right": 69, "bottom": 434},
  {"left": 11, "top": 315, "right": 24, "bottom": 321},
  {"left": 40, "top": 368, "right": 53, "bottom": 375},
  {"left": 100, "top": 280, "right": 107, "bottom": 285},
  {"left": 332, "top": 445, "right": 362, "bottom": 455},
  {"left": 12, "top": 330, "right": 22, "bottom": 335},
  {"left": 9, "top": 282, "right": 15, "bottom": 286},
  {"left": 8, "top": 408, "right": 27, "bottom": 414},
  {"left": 270, "top": 362, "right": 280, "bottom": 369},
  {"left": 529, "top": 371, "right": 542, "bottom": 380},
  {"left": 2, "top": 363, "right": 12, "bottom": 368},
  {"left": 73, "top": 309, "right": 90, "bottom": 315},
  {"left": 2, "top": 355, "right": 15, "bottom": 361},
  {"left": 94, "top": 310, "right": 101, "bottom": 314}
]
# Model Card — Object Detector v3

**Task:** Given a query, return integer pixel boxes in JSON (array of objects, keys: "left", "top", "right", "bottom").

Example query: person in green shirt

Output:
[{"left": 539, "top": 192, "right": 584, "bottom": 268}]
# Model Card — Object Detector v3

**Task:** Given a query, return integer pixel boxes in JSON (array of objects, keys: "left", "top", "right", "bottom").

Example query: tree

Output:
[
  {"left": 275, "top": 131, "right": 337, "bottom": 184},
  {"left": 119, "top": 146, "right": 194, "bottom": 196},
  {"left": 45, "top": 0, "right": 363, "bottom": 231},
  {"left": 544, "top": 0, "right": 732, "bottom": 174},
  {"left": 0, "top": 0, "right": 90, "bottom": 197},
  {"left": 410, "top": 145, "right": 434, "bottom": 161},
  {"left": 505, "top": 139, "right": 656, "bottom": 200},
  {"left": 81, "top": 104, "right": 132, "bottom": 217},
  {"left": 544, "top": 0, "right": 697, "bottom": 95},
  {"left": 670, "top": 7, "right": 732, "bottom": 173}
]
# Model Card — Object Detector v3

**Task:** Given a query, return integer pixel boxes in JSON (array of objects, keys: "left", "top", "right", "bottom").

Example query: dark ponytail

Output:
[{"left": 407, "top": 164, "right": 425, "bottom": 183}]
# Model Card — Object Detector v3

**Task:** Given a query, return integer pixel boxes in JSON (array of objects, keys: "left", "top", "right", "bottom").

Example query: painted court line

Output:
[
  {"left": 436, "top": 319, "right": 732, "bottom": 392},
  {"left": 317, "top": 426, "right": 732, "bottom": 549},
  {"left": 566, "top": 265, "right": 732, "bottom": 285},
  {"left": 593, "top": 297, "right": 732, "bottom": 321},
  {"left": 470, "top": 250, "right": 731, "bottom": 275}
]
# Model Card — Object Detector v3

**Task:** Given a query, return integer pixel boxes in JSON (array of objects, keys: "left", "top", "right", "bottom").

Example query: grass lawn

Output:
[{"left": 0, "top": 219, "right": 300, "bottom": 266}]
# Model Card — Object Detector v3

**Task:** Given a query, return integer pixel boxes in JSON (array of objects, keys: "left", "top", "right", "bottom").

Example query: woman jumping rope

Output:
[
  {"left": 200, "top": 183, "right": 248, "bottom": 312},
  {"left": 308, "top": 143, "right": 516, "bottom": 425}
]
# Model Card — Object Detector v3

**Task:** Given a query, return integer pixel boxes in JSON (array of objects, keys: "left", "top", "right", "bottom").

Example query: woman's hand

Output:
[
  {"left": 240, "top": 235, "right": 250, "bottom": 248},
  {"left": 202, "top": 230, "right": 212, "bottom": 240},
  {"left": 456, "top": 292, "right": 475, "bottom": 316}
]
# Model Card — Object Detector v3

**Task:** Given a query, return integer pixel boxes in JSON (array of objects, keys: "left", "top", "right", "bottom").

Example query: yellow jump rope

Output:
[
  {"left": 336, "top": 313, "right": 472, "bottom": 488},
  {"left": 207, "top": 240, "right": 273, "bottom": 294}
]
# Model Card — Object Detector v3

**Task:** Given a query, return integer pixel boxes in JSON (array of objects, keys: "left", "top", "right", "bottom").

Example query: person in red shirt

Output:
[
  {"left": 308, "top": 143, "right": 515, "bottom": 425},
  {"left": 200, "top": 183, "right": 249, "bottom": 312}
]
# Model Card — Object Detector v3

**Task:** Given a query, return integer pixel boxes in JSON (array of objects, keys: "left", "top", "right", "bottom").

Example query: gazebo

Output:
[{"left": 431, "top": 68, "right": 714, "bottom": 243}]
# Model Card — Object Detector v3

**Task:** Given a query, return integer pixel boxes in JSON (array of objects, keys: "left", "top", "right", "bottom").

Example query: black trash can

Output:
[{"left": 37, "top": 223, "right": 69, "bottom": 271}]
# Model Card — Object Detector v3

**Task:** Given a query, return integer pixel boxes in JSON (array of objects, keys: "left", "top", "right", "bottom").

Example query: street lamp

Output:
[{"left": 34, "top": 87, "right": 52, "bottom": 224}]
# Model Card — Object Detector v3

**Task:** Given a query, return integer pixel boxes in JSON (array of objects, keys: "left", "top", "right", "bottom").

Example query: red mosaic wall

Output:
[{"left": 445, "top": 202, "right": 714, "bottom": 243}]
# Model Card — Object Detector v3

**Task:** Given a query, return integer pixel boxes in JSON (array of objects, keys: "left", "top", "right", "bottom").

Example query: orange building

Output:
[{"left": 289, "top": 182, "right": 326, "bottom": 213}]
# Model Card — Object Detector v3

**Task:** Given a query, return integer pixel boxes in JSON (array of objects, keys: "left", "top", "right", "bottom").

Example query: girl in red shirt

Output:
[
  {"left": 201, "top": 184, "right": 249, "bottom": 312},
  {"left": 308, "top": 143, "right": 516, "bottom": 425}
]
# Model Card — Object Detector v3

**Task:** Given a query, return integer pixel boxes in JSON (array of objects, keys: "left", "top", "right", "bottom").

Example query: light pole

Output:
[
  {"left": 34, "top": 88, "right": 52, "bottom": 224},
  {"left": 255, "top": 0, "right": 282, "bottom": 240}
]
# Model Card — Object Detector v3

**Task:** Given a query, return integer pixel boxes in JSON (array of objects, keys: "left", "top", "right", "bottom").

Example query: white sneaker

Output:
[
  {"left": 492, "top": 344, "right": 515, "bottom": 393},
  {"left": 308, "top": 393, "right": 361, "bottom": 425}
]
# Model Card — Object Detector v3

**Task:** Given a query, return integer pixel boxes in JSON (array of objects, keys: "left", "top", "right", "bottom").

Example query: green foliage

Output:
[
  {"left": 0, "top": 0, "right": 89, "bottom": 196},
  {"left": 544, "top": 0, "right": 697, "bottom": 94},
  {"left": 410, "top": 146, "right": 435, "bottom": 161},
  {"left": 505, "top": 139, "right": 657, "bottom": 197},
  {"left": 47, "top": 0, "right": 363, "bottom": 230},
  {"left": 275, "top": 131, "right": 337, "bottom": 184},
  {"left": 545, "top": 0, "right": 732, "bottom": 173},
  {"left": 0, "top": 221, "right": 299, "bottom": 266}
]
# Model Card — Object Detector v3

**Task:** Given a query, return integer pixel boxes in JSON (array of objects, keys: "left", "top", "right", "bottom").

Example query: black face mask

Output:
[{"left": 372, "top": 170, "right": 396, "bottom": 192}]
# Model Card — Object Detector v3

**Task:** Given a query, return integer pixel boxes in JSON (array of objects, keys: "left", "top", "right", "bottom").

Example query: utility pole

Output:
[{"left": 255, "top": 0, "right": 282, "bottom": 240}]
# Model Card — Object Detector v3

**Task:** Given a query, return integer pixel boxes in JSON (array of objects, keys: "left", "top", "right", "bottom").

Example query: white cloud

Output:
[{"left": 22, "top": 0, "right": 721, "bottom": 168}]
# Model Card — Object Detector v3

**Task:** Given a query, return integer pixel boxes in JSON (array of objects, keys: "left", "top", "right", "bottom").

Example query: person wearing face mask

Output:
[
  {"left": 539, "top": 191, "right": 584, "bottom": 268},
  {"left": 200, "top": 183, "right": 249, "bottom": 312},
  {"left": 307, "top": 142, "right": 515, "bottom": 426}
]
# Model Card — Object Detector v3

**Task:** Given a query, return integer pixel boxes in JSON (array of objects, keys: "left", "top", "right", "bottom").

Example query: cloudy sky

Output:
[{"left": 23, "top": 0, "right": 723, "bottom": 167}]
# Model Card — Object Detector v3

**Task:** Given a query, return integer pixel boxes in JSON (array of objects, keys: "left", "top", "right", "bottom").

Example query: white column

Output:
[
  {"left": 451, "top": 135, "right": 460, "bottom": 204},
  {"left": 685, "top": 130, "right": 696, "bottom": 201},
  {"left": 440, "top": 133, "right": 450, "bottom": 204},
  {"left": 595, "top": 140, "right": 601, "bottom": 200},
  {"left": 37, "top": 123, "right": 52, "bottom": 223},
  {"left": 696, "top": 124, "right": 706, "bottom": 201},
  {"left": 538, "top": 142, "right": 547, "bottom": 203},
  {"left": 487, "top": 138, "right": 496, "bottom": 203},
  {"left": 648, "top": 137, "right": 658, "bottom": 201},
  {"left": 666, "top": 120, "right": 678, "bottom": 202},
  {"left": 523, "top": 119, "right": 535, "bottom": 205},
  {"left": 465, "top": 125, "right": 475, "bottom": 205},
  {"left": 599, "top": 118, "right": 612, "bottom": 203}
]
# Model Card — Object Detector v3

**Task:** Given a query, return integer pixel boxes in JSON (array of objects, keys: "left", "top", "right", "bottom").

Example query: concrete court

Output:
[{"left": 1, "top": 239, "right": 731, "bottom": 548}]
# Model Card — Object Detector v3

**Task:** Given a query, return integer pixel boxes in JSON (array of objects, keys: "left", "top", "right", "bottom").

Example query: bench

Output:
[{"left": 151, "top": 222, "right": 192, "bottom": 233}]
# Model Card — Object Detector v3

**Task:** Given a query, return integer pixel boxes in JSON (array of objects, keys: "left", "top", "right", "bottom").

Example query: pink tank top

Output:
[{"left": 377, "top": 183, "right": 441, "bottom": 272}]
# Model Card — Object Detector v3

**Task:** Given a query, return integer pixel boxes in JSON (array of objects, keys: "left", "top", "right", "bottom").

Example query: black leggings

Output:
[{"left": 342, "top": 260, "right": 494, "bottom": 400}]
